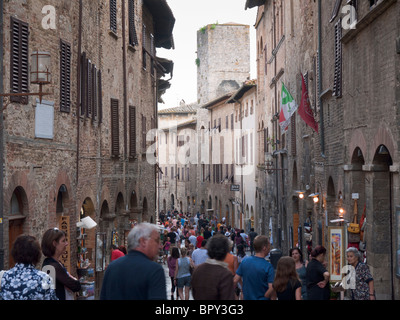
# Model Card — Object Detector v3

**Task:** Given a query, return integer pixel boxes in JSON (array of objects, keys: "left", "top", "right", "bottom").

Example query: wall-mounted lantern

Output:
[{"left": 0, "top": 51, "right": 52, "bottom": 107}]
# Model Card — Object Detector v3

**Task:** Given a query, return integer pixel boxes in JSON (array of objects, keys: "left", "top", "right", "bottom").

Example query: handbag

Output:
[{"left": 348, "top": 200, "right": 360, "bottom": 234}]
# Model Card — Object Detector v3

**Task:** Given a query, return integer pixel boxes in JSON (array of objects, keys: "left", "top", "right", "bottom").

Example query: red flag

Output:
[{"left": 298, "top": 74, "right": 318, "bottom": 133}]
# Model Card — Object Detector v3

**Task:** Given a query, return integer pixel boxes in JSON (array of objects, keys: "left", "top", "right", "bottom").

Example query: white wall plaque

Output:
[{"left": 35, "top": 99, "right": 54, "bottom": 139}]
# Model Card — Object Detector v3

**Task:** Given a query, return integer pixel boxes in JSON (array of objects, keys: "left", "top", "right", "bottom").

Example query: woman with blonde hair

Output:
[
  {"left": 269, "top": 256, "right": 302, "bottom": 300},
  {"left": 174, "top": 247, "right": 193, "bottom": 300}
]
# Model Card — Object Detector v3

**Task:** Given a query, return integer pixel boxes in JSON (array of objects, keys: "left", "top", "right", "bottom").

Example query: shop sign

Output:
[
  {"left": 59, "top": 216, "right": 71, "bottom": 273},
  {"left": 230, "top": 184, "right": 240, "bottom": 192}
]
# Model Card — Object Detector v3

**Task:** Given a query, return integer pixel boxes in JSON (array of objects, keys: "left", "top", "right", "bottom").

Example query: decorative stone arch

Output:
[
  {"left": 51, "top": 169, "right": 75, "bottom": 225},
  {"left": 77, "top": 182, "right": 97, "bottom": 221},
  {"left": 348, "top": 129, "right": 368, "bottom": 164},
  {"left": 369, "top": 126, "right": 396, "bottom": 165}
]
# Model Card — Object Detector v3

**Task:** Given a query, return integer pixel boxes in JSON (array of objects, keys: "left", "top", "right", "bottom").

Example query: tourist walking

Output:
[
  {"left": 269, "top": 256, "right": 302, "bottom": 300},
  {"left": 234, "top": 235, "right": 275, "bottom": 300},
  {"left": 100, "top": 223, "right": 166, "bottom": 300},
  {"left": 192, "top": 239, "right": 208, "bottom": 266},
  {"left": 248, "top": 228, "right": 258, "bottom": 255},
  {"left": 174, "top": 247, "right": 193, "bottom": 300},
  {"left": 167, "top": 246, "right": 180, "bottom": 300},
  {"left": 346, "top": 247, "right": 375, "bottom": 300},
  {"left": 0, "top": 235, "right": 57, "bottom": 300},
  {"left": 41, "top": 228, "right": 81, "bottom": 300},
  {"left": 290, "top": 247, "right": 308, "bottom": 300},
  {"left": 191, "top": 234, "right": 235, "bottom": 300},
  {"left": 306, "top": 245, "right": 330, "bottom": 300}
]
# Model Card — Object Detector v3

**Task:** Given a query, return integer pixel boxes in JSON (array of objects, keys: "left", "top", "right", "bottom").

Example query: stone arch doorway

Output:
[
  {"left": 143, "top": 197, "right": 149, "bottom": 222},
  {"left": 99, "top": 200, "right": 112, "bottom": 268},
  {"left": 130, "top": 190, "right": 141, "bottom": 223},
  {"left": 171, "top": 194, "right": 175, "bottom": 210},
  {"left": 369, "top": 144, "right": 394, "bottom": 299},
  {"left": 8, "top": 187, "right": 28, "bottom": 268},
  {"left": 79, "top": 197, "right": 96, "bottom": 269}
]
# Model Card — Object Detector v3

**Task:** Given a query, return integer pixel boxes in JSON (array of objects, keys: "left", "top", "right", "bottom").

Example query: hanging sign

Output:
[{"left": 59, "top": 215, "right": 71, "bottom": 273}]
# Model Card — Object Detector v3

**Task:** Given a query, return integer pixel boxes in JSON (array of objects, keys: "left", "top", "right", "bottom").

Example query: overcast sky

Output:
[{"left": 157, "top": 0, "right": 257, "bottom": 110}]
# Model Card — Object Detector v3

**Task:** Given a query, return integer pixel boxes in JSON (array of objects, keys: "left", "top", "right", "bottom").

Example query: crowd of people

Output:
[
  {"left": 156, "top": 210, "right": 376, "bottom": 301},
  {"left": 0, "top": 210, "right": 376, "bottom": 301}
]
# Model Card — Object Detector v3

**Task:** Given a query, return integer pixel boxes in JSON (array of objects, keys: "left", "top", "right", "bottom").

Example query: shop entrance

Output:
[
  {"left": 77, "top": 197, "right": 96, "bottom": 300},
  {"left": 8, "top": 188, "right": 27, "bottom": 268}
]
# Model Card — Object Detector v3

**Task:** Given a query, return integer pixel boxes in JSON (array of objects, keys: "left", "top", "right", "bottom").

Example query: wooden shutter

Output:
[
  {"left": 128, "top": 0, "right": 138, "bottom": 46},
  {"left": 80, "top": 53, "right": 87, "bottom": 116},
  {"left": 10, "top": 17, "right": 29, "bottom": 104},
  {"left": 110, "top": 0, "right": 117, "bottom": 34},
  {"left": 333, "top": 19, "right": 342, "bottom": 98},
  {"left": 60, "top": 40, "right": 71, "bottom": 113},
  {"left": 98, "top": 70, "right": 103, "bottom": 123},
  {"left": 329, "top": 0, "right": 343, "bottom": 23},
  {"left": 129, "top": 106, "right": 136, "bottom": 157},
  {"left": 92, "top": 64, "right": 97, "bottom": 120},
  {"left": 87, "top": 59, "right": 92, "bottom": 118},
  {"left": 142, "top": 115, "right": 146, "bottom": 150},
  {"left": 111, "top": 99, "right": 120, "bottom": 156}
]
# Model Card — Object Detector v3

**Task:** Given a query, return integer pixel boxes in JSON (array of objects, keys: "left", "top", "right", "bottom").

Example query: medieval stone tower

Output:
[{"left": 197, "top": 22, "right": 250, "bottom": 105}]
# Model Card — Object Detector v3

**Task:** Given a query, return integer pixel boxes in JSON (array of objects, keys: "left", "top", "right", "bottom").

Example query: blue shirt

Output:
[
  {"left": 0, "top": 263, "right": 57, "bottom": 300},
  {"left": 100, "top": 250, "right": 166, "bottom": 300},
  {"left": 236, "top": 256, "right": 275, "bottom": 300}
]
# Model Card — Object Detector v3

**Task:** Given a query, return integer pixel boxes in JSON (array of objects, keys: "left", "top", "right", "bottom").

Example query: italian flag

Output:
[{"left": 279, "top": 82, "right": 298, "bottom": 133}]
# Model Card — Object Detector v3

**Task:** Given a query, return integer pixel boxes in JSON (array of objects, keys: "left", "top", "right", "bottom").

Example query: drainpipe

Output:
[
  {"left": 0, "top": 0, "right": 4, "bottom": 270},
  {"left": 76, "top": 0, "right": 82, "bottom": 185},
  {"left": 318, "top": 0, "right": 326, "bottom": 157},
  {"left": 122, "top": 0, "right": 127, "bottom": 160}
]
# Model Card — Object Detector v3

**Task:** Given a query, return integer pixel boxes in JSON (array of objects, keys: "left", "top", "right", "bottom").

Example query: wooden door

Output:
[{"left": 9, "top": 219, "right": 24, "bottom": 268}]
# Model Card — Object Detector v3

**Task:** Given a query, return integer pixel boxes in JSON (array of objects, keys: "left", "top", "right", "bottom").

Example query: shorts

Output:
[{"left": 176, "top": 276, "right": 191, "bottom": 288}]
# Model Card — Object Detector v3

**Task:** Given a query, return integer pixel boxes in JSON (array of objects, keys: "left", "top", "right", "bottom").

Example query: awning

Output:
[
  {"left": 155, "top": 57, "right": 174, "bottom": 77},
  {"left": 143, "top": 0, "right": 175, "bottom": 49},
  {"left": 245, "top": 0, "right": 266, "bottom": 10}
]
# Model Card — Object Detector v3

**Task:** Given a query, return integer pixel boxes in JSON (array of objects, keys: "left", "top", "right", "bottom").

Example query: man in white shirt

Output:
[{"left": 191, "top": 239, "right": 209, "bottom": 266}]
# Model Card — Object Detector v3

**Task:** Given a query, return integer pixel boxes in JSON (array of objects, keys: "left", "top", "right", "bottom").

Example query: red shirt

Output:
[
  {"left": 111, "top": 249, "right": 125, "bottom": 261},
  {"left": 196, "top": 235, "right": 204, "bottom": 248}
]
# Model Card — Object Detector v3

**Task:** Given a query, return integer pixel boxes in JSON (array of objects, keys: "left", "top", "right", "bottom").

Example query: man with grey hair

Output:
[{"left": 100, "top": 223, "right": 167, "bottom": 300}]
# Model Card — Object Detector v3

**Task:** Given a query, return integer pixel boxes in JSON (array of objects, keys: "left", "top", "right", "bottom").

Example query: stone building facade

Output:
[
  {"left": 0, "top": 0, "right": 175, "bottom": 296},
  {"left": 158, "top": 23, "right": 252, "bottom": 229},
  {"left": 247, "top": 0, "right": 400, "bottom": 299}
]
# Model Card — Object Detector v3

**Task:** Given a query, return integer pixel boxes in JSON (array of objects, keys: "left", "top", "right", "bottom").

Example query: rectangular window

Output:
[
  {"left": 60, "top": 40, "right": 71, "bottom": 113},
  {"left": 10, "top": 17, "right": 29, "bottom": 104},
  {"left": 110, "top": 0, "right": 117, "bottom": 34},
  {"left": 129, "top": 106, "right": 136, "bottom": 157},
  {"left": 111, "top": 99, "right": 120, "bottom": 156}
]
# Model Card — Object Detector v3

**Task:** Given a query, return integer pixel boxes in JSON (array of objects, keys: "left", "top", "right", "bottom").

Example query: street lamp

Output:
[
  {"left": 294, "top": 190, "right": 306, "bottom": 200},
  {"left": 309, "top": 193, "right": 320, "bottom": 203},
  {"left": 0, "top": 50, "right": 52, "bottom": 106}
]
